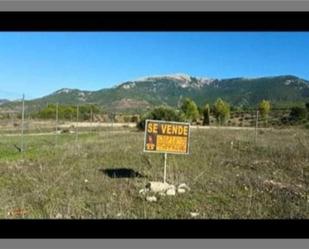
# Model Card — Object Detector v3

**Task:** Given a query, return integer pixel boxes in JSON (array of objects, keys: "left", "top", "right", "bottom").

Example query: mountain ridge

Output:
[{"left": 2, "top": 74, "right": 309, "bottom": 113}]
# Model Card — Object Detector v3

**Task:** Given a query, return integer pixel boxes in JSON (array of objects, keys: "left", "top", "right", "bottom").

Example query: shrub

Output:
[
  {"left": 35, "top": 104, "right": 101, "bottom": 121},
  {"left": 137, "top": 106, "right": 185, "bottom": 130},
  {"left": 289, "top": 106, "right": 307, "bottom": 123},
  {"left": 258, "top": 100, "right": 271, "bottom": 120},
  {"left": 202, "top": 104, "right": 210, "bottom": 125},
  {"left": 131, "top": 115, "right": 139, "bottom": 123}
]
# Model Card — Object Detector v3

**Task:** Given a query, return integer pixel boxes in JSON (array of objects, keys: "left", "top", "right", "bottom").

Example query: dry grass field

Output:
[{"left": 0, "top": 126, "right": 308, "bottom": 219}]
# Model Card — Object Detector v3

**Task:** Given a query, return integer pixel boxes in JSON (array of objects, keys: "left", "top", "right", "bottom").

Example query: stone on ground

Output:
[
  {"left": 146, "top": 196, "right": 157, "bottom": 202},
  {"left": 178, "top": 183, "right": 190, "bottom": 191},
  {"left": 139, "top": 188, "right": 149, "bottom": 195},
  {"left": 166, "top": 188, "right": 176, "bottom": 196},
  {"left": 177, "top": 188, "right": 186, "bottom": 194},
  {"left": 146, "top": 181, "right": 174, "bottom": 193},
  {"left": 190, "top": 212, "right": 199, "bottom": 217}
]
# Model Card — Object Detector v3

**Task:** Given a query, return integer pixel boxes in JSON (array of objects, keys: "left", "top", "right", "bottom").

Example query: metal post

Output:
[
  {"left": 75, "top": 105, "right": 79, "bottom": 144},
  {"left": 90, "top": 106, "right": 93, "bottom": 133},
  {"left": 255, "top": 110, "right": 259, "bottom": 143},
  {"left": 163, "top": 153, "right": 167, "bottom": 183},
  {"left": 55, "top": 103, "right": 59, "bottom": 145},
  {"left": 21, "top": 94, "right": 25, "bottom": 152}
]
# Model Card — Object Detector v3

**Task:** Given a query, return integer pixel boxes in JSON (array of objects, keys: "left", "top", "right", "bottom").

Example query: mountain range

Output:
[
  {"left": 0, "top": 99, "right": 9, "bottom": 105},
  {"left": 2, "top": 74, "right": 309, "bottom": 113}
]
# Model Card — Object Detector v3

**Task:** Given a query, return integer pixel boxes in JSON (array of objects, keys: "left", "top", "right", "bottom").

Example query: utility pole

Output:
[{"left": 21, "top": 94, "right": 25, "bottom": 152}]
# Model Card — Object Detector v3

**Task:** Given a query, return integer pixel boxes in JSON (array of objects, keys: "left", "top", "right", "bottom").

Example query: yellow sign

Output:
[{"left": 144, "top": 120, "right": 190, "bottom": 154}]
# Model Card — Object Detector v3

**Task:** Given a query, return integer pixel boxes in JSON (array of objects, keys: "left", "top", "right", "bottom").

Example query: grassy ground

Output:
[{"left": 0, "top": 127, "right": 308, "bottom": 219}]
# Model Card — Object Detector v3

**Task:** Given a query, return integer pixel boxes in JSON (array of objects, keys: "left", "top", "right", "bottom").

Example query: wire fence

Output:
[
  {"left": 0, "top": 99, "right": 139, "bottom": 155},
  {"left": 0, "top": 93, "right": 307, "bottom": 157}
]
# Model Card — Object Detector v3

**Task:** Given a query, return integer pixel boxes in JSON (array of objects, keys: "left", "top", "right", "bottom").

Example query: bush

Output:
[
  {"left": 258, "top": 100, "right": 271, "bottom": 120},
  {"left": 131, "top": 115, "right": 139, "bottom": 123},
  {"left": 289, "top": 106, "right": 307, "bottom": 123},
  {"left": 137, "top": 106, "right": 185, "bottom": 130},
  {"left": 202, "top": 104, "right": 210, "bottom": 125}
]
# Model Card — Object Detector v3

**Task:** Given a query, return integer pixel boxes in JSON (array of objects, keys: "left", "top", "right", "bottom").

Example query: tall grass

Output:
[{"left": 0, "top": 127, "right": 308, "bottom": 218}]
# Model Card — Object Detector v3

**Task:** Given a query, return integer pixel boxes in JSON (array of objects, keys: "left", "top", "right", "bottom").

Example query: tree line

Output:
[
  {"left": 138, "top": 98, "right": 309, "bottom": 129},
  {"left": 22, "top": 99, "right": 309, "bottom": 128},
  {"left": 32, "top": 104, "right": 102, "bottom": 121}
]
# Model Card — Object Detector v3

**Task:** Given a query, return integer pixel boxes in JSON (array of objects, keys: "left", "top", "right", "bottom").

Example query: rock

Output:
[
  {"left": 146, "top": 181, "right": 173, "bottom": 193},
  {"left": 166, "top": 188, "right": 176, "bottom": 196},
  {"left": 178, "top": 183, "right": 190, "bottom": 191},
  {"left": 190, "top": 212, "right": 199, "bottom": 217},
  {"left": 139, "top": 188, "right": 149, "bottom": 195},
  {"left": 146, "top": 196, "right": 157, "bottom": 202},
  {"left": 55, "top": 213, "right": 63, "bottom": 219},
  {"left": 177, "top": 188, "right": 186, "bottom": 194},
  {"left": 84, "top": 179, "right": 89, "bottom": 183}
]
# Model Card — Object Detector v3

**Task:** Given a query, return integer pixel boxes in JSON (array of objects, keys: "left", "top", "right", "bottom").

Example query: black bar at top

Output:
[{"left": 0, "top": 12, "right": 309, "bottom": 31}]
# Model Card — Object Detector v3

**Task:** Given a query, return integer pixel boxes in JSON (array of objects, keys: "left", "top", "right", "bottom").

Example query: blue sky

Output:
[{"left": 0, "top": 32, "right": 309, "bottom": 100}]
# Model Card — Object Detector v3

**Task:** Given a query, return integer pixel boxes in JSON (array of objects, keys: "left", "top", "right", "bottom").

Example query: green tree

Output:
[
  {"left": 289, "top": 106, "right": 307, "bottom": 123},
  {"left": 36, "top": 104, "right": 101, "bottom": 121},
  {"left": 305, "top": 102, "right": 309, "bottom": 113},
  {"left": 180, "top": 98, "right": 199, "bottom": 122},
  {"left": 213, "top": 98, "right": 230, "bottom": 125},
  {"left": 258, "top": 100, "right": 271, "bottom": 121},
  {"left": 203, "top": 103, "right": 210, "bottom": 126},
  {"left": 138, "top": 106, "right": 185, "bottom": 130}
]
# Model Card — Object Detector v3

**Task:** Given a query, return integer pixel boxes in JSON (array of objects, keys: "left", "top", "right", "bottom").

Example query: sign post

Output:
[
  {"left": 163, "top": 153, "right": 167, "bottom": 183},
  {"left": 143, "top": 120, "right": 190, "bottom": 183}
]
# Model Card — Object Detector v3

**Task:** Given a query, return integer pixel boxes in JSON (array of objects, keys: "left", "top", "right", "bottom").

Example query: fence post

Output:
[
  {"left": 55, "top": 102, "right": 59, "bottom": 146},
  {"left": 255, "top": 110, "right": 259, "bottom": 143},
  {"left": 163, "top": 153, "right": 167, "bottom": 183},
  {"left": 20, "top": 94, "right": 25, "bottom": 152},
  {"left": 75, "top": 105, "right": 79, "bottom": 145},
  {"left": 90, "top": 106, "right": 93, "bottom": 133}
]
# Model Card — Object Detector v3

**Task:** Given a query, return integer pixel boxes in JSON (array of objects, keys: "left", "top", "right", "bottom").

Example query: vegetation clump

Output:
[
  {"left": 180, "top": 98, "right": 199, "bottom": 123},
  {"left": 34, "top": 104, "right": 101, "bottom": 121},
  {"left": 290, "top": 106, "right": 307, "bottom": 121},
  {"left": 137, "top": 106, "right": 185, "bottom": 130},
  {"left": 213, "top": 98, "right": 230, "bottom": 125},
  {"left": 202, "top": 104, "right": 211, "bottom": 125}
]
